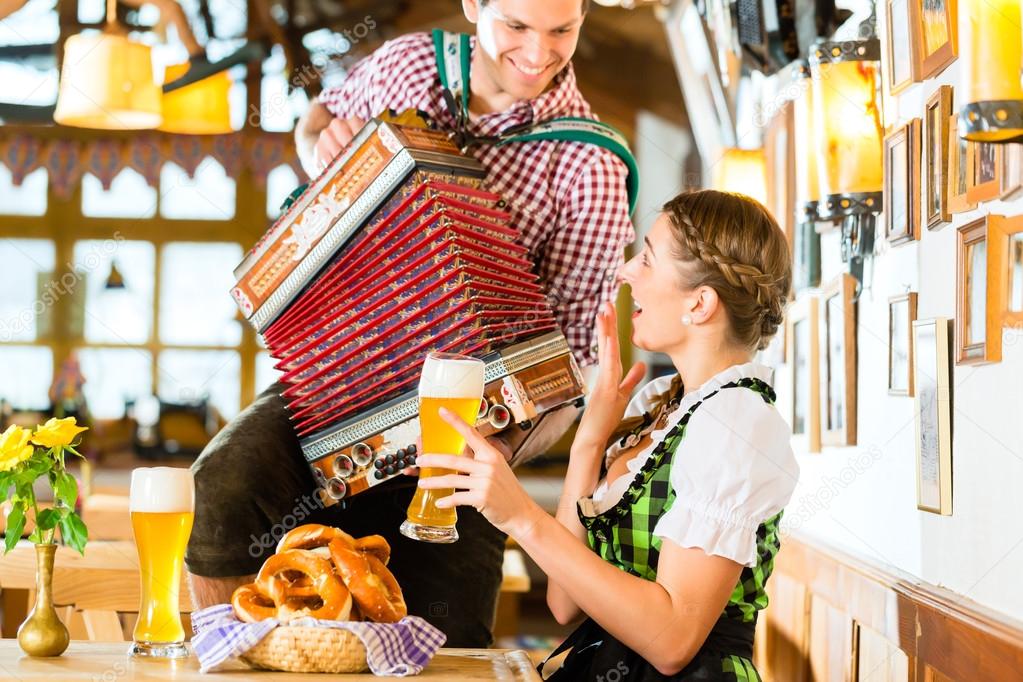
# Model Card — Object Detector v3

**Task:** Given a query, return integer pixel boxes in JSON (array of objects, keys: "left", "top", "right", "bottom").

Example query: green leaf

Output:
[
  {"left": 0, "top": 471, "right": 13, "bottom": 501},
  {"left": 58, "top": 512, "right": 88, "bottom": 555},
  {"left": 36, "top": 507, "right": 61, "bottom": 531},
  {"left": 53, "top": 471, "right": 78, "bottom": 509},
  {"left": 4, "top": 502, "right": 26, "bottom": 553}
]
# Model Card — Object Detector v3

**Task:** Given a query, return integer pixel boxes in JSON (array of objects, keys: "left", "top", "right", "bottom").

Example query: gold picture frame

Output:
[
  {"left": 884, "top": 119, "right": 922, "bottom": 246},
  {"left": 885, "top": 0, "right": 921, "bottom": 96},
  {"left": 819, "top": 275, "right": 857, "bottom": 447},
  {"left": 966, "top": 141, "right": 1003, "bottom": 204},
  {"left": 913, "top": 317, "right": 952, "bottom": 515},
  {"left": 765, "top": 101, "right": 796, "bottom": 251},
  {"left": 956, "top": 215, "right": 1005, "bottom": 365},
  {"left": 992, "top": 215, "right": 1023, "bottom": 330},
  {"left": 1000, "top": 143, "right": 1023, "bottom": 201},
  {"left": 913, "top": 0, "right": 957, "bottom": 79},
  {"left": 947, "top": 115, "right": 976, "bottom": 214},
  {"left": 924, "top": 86, "right": 953, "bottom": 229},
  {"left": 889, "top": 292, "right": 918, "bottom": 396},
  {"left": 787, "top": 294, "right": 820, "bottom": 453}
]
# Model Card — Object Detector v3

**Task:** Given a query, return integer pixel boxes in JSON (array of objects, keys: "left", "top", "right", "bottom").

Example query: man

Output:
[{"left": 186, "top": 0, "right": 634, "bottom": 647}]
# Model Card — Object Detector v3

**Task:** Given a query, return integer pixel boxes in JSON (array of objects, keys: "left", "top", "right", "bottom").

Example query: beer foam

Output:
[
  {"left": 418, "top": 353, "right": 485, "bottom": 399},
  {"left": 129, "top": 467, "right": 195, "bottom": 513}
]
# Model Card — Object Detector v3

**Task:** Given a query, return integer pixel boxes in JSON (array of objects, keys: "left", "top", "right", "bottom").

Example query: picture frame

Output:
[
  {"left": 955, "top": 215, "right": 1003, "bottom": 365},
  {"left": 966, "top": 141, "right": 1003, "bottom": 204},
  {"left": 924, "top": 86, "right": 953, "bottom": 229},
  {"left": 765, "top": 101, "right": 796, "bottom": 249},
  {"left": 991, "top": 215, "right": 1023, "bottom": 330},
  {"left": 883, "top": 119, "right": 922, "bottom": 246},
  {"left": 889, "top": 292, "right": 918, "bottom": 396},
  {"left": 913, "top": 317, "right": 952, "bottom": 515},
  {"left": 1000, "top": 143, "right": 1023, "bottom": 200},
  {"left": 787, "top": 294, "right": 821, "bottom": 453},
  {"left": 885, "top": 0, "right": 921, "bottom": 96},
  {"left": 912, "top": 0, "right": 957, "bottom": 79},
  {"left": 819, "top": 274, "right": 857, "bottom": 447},
  {"left": 947, "top": 115, "right": 976, "bottom": 214}
]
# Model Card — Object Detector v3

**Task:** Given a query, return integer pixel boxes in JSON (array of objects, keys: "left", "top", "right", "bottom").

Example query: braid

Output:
[{"left": 663, "top": 191, "right": 792, "bottom": 351}]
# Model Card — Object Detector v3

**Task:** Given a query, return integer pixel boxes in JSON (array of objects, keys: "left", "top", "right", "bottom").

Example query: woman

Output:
[{"left": 416, "top": 189, "right": 799, "bottom": 680}]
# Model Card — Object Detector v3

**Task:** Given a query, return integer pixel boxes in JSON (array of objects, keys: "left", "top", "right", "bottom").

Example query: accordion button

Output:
[
  {"left": 405, "top": 454, "right": 417, "bottom": 467},
  {"left": 385, "top": 465, "right": 397, "bottom": 475},
  {"left": 374, "top": 459, "right": 385, "bottom": 469},
  {"left": 385, "top": 454, "right": 396, "bottom": 465},
  {"left": 374, "top": 470, "right": 385, "bottom": 480},
  {"left": 395, "top": 447, "right": 407, "bottom": 458},
  {"left": 407, "top": 443, "right": 417, "bottom": 455}
]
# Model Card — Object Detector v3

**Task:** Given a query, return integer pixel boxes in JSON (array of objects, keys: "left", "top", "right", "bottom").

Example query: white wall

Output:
[{"left": 777, "top": 14, "right": 1023, "bottom": 622}]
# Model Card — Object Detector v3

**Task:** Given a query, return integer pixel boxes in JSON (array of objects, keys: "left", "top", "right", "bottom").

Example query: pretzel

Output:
[
  {"left": 256, "top": 549, "right": 352, "bottom": 621},
  {"left": 231, "top": 583, "right": 278, "bottom": 623},
  {"left": 328, "top": 537, "right": 406, "bottom": 623},
  {"left": 276, "top": 523, "right": 356, "bottom": 553}
]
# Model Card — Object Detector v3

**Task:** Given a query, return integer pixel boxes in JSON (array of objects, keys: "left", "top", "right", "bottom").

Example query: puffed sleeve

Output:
[{"left": 653, "top": 388, "right": 799, "bottom": 567}]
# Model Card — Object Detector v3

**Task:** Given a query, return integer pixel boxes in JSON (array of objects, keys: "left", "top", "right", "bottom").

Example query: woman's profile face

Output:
[{"left": 618, "top": 213, "right": 692, "bottom": 353}]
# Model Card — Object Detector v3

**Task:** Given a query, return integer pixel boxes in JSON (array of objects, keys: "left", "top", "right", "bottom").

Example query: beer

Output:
[
  {"left": 129, "top": 467, "right": 194, "bottom": 658},
  {"left": 400, "top": 353, "right": 484, "bottom": 543}
]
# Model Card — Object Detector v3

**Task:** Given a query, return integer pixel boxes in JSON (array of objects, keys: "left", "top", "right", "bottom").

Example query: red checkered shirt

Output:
[{"left": 318, "top": 32, "right": 635, "bottom": 367}]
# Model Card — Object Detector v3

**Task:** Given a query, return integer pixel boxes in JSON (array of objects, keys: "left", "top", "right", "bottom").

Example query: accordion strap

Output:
[{"left": 431, "top": 28, "right": 639, "bottom": 215}]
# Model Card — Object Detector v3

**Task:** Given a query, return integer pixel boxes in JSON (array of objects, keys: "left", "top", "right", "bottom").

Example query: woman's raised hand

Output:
[{"left": 573, "top": 301, "right": 646, "bottom": 453}]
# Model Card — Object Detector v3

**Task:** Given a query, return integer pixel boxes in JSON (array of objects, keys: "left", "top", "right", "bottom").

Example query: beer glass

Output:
[
  {"left": 128, "top": 467, "right": 195, "bottom": 658},
  {"left": 400, "top": 352, "right": 485, "bottom": 543}
]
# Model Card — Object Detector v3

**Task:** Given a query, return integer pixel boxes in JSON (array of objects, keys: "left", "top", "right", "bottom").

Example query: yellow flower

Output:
[
  {"left": 0, "top": 425, "right": 35, "bottom": 472},
  {"left": 30, "top": 417, "right": 88, "bottom": 449}
]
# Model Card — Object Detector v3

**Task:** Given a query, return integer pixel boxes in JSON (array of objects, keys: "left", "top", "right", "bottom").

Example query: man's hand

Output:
[{"left": 314, "top": 116, "right": 366, "bottom": 172}]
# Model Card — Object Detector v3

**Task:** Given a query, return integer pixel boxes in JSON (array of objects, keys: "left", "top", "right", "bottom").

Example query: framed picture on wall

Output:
[
  {"left": 947, "top": 116, "right": 976, "bottom": 214},
  {"left": 956, "top": 216, "right": 1003, "bottom": 364},
  {"left": 966, "top": 141, "right": 1003, "bottom": 204},
  {"left": 787, "top": 294, "right": 820, "bottom": 453},
  {"left": 924, "top": 86, "right": 953, "bottom": 229},
  {"left": 884, "top": 119, "right": 922, "bottom": 246},
  {"left": 889, "top": 292, "right": 918, "bottom": 396},
  {"left": 912, "top": 0, "right": 957, "bottom": 79},
  {"left": 885, "top": 0, "right": 921, "bottom": 95},
  {"left": 765, "top": 101, "right": 796, "bottom": 249},
  {"left": 1000, "top": 143, "right": 1023, "bottom": 200},
  {"left": 1000, "top": 216, "right": 1023, "bottom": 330},
  {"left": 913, "top": 317, "right": 952, "bottom": 515},
  {"left": 819, "top": 274, "right": 857, "bottom": 447}
]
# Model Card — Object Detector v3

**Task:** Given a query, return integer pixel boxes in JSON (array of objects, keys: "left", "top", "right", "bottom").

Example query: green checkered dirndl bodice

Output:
[{"left": 577, "top": 378, "right": 783, "bottom": 680}]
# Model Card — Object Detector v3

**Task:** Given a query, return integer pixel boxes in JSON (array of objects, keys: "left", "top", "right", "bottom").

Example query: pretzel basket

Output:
[{"left": 241, "top": 625, "right": 369, "bottom": 674}]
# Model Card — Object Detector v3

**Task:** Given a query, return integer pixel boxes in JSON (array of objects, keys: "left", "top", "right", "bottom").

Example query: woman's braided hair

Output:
[
  {"left": 663, "top": 189, "right": 791, "bottom": 352},
  {"left": 604, "top": 190, "right": 791, "bottom": 451}
]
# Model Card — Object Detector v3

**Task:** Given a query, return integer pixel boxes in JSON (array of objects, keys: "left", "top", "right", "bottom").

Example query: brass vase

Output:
[{"left": 17, "top": 543, "right": 70, "bottom": 657}]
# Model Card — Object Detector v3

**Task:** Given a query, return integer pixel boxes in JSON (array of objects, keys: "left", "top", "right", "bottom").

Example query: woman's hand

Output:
[
  {"left": 415, "top": 408, "right": 545, "bottom": 539},
  {"left": 573, "top": 301, "right": 646, "bottom": 452}
]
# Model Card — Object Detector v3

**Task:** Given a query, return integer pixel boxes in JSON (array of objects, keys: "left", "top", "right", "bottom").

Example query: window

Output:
[
  {"left": 0, "top": 166, "right": 48, "bottom": 216},
  {"left": 160, "top": 158, "right": 236, "bottom": 220},
  {"left": 78, "top": 347, "right": 153, "bottom": 418},
  {"left": 73, "top": 239, "right": 155, "bottom": 344},
  {"left": 0, "top": 345, "right": 52, "bottom": 409},
  {"left": 0, "top": 238, "right": 55, "bottom": 342},
  {"left": 260, "top": 45, "right": 307, "bottom": 132},
  {"left": 158, "top": 349, "right": 240, "bottom": 418},
  {"left": 266, "top": 164, "right": 300, "bottom": 218},
  {"left": 82, "top": 168, "right": 157, "bottom": 219},
  {"left": 159, "top": 242, "right": 243, "bottom": 346}
]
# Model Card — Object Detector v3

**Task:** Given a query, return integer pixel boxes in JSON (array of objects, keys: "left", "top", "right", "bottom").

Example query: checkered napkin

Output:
[{"left": 190, "top": 604, "right": 447, "bottom": 675}]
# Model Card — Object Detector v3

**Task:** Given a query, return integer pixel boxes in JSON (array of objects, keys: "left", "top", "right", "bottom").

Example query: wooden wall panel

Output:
[
  {"left": 809, "top": 595, "right": 857, "bottom": 682},
  {"left": 858, "top": 624, "right": 911, "bottom": 682},
  {"left": 758, "top": 572, "right": 810, "bottom": 682}
]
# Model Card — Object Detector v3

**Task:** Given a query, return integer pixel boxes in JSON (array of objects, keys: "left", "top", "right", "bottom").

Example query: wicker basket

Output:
[{"left": 241, "top": 625, "right": 370, "bottom": 674}]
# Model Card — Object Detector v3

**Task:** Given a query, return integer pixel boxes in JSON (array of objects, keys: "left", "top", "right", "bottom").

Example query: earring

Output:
[{"left": 680, "top": 314, "right": 693, "bottom": 326}]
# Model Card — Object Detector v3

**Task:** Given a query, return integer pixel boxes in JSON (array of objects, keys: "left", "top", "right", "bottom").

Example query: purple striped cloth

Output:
[{"left": 191, "top": 604, "right": 447, "bottom": 675}]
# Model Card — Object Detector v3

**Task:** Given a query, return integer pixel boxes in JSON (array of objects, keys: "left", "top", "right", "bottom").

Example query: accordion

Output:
[{"left": 232, "top": 119, "right": 586, "bottom": 505}]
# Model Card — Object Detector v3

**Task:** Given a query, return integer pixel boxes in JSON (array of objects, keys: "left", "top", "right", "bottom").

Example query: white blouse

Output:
[{"left": 579, "top": 362, "right": 800, "bottom": 568}]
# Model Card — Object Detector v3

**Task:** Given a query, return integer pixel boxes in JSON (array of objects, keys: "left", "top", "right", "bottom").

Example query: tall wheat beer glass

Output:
[
  {"left": 129, "top": 467, "right": 194, "bottom": 658},
  {"left": 400, "top": 352, "right": 485, "bottom": 543}
]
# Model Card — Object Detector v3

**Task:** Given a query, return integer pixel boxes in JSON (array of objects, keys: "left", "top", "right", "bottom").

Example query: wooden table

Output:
[{"left": 0, "top": 641, "right": 542, "bottom": 680}]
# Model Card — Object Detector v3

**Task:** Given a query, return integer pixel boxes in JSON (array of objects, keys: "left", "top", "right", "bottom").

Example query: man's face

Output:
[{"left": 466, "top": 0, "right": 585, "bottom": 101}]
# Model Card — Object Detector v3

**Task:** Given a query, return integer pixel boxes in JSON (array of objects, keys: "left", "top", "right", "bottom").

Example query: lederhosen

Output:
[{"left": 539, "top": 378, "right": 784, "bottom": 682}]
